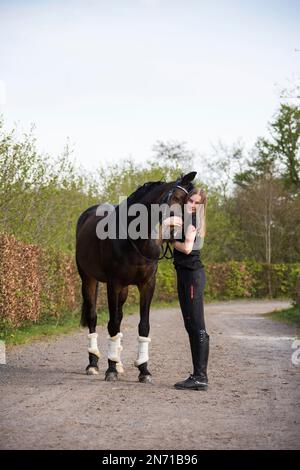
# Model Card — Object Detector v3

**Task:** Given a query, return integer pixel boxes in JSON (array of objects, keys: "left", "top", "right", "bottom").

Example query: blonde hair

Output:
[{"left": 187, "top": 187, "right": 207, "bottom": 238}]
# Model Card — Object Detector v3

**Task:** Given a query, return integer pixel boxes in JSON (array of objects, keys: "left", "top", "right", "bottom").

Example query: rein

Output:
[
  {"left": 159, "top": 240, "right": 173, "bottom": 260},
  {"left": 127, "top": 236, "right": 173, "bottom": 262},
  {"left": 127, "top": 237, "right": 160, "bottom": 263}
]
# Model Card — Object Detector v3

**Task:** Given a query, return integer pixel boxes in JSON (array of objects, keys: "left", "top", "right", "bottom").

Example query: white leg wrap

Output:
[
  {"left": 87, "top": 332, "right": 100, "bottom": 358},
  {"left": 107, "top": 332, "right": 124, "bottom": 373},
  {"left": 134, "top": 336, "right": 151, "bottom": 367}
]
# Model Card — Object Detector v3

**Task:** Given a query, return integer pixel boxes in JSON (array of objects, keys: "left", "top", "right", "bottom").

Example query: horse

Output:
[{"left": 75, "top": 171, "right": 197, "bottom": 383}]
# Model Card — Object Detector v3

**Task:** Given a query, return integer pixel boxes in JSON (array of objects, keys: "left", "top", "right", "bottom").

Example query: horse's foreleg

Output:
[
  {"left": 105, "top": 283, "right": 127, "bottom": 381},
  {"left": 136, "top": 276, "right": 156, "bottom": 383},
  {"left": 80, "top": 274, "right": 100, "bottom": 375}
]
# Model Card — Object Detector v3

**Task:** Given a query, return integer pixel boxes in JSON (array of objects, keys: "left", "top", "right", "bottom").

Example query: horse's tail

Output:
[
  {"left": 76, "top": 255, "right": 99, "bottom": 328},
  {"left": 76, "top": 204, "right": 101, "bottom": 328}
]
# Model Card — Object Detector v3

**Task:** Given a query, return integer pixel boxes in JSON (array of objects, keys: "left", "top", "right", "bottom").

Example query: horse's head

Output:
[
  {"left": 160, "top": 171, "right": 197, "bottom": 213},
  {"left": 121, "top": 172, "right": 197, "bottom": 243},
  {"left": 165, "top": 171, "right": 197, "bottom": 208},
  {"left": 159, "top": 171, "right": 197, "bottom": 240}
]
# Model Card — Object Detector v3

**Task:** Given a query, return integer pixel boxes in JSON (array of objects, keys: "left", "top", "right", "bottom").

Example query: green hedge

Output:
[
  {"left": 1, "top": 234, "right": 300, "bottom": 329},
  {"left": 156, "top": 260, "right": 300, "bottom": 302}
]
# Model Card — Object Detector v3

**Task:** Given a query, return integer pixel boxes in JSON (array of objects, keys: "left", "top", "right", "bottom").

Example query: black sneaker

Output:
[{"left": 174, "top": 374, "right": 208, "bottom": 390}]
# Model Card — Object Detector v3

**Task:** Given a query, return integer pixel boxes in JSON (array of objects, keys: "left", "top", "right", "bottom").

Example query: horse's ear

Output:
[{"left": 180, "top": 171, "right": 197, "bottom": 184}]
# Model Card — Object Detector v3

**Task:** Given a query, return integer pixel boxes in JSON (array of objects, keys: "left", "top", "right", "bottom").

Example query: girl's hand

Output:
[
  {"left": 185, "top": 224, "right": 197, "bottom": 241},
  {"left": 173, "top": 223, "right": 197, "bottom": 254},
  {"left": 162, "top": 216, "right": 183, "bottom": 228}
]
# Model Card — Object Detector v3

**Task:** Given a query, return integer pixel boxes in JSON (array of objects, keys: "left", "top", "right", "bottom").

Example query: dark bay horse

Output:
[{"left": 75, "top": 171, "right": 196, "bottom": 382}]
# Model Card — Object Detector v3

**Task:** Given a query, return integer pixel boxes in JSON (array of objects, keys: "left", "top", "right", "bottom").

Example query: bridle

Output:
[
  {"left": 126, "top": 181, "right": 192, "bottom": 262},
  {"left": 160, "top": 182, "right": 189, "bottom": 206},
  {"left": 158, "top": 182, "right": 193, "bottom": 260},
  {"left": 127, "top": 180, "right": 189, "bottom": 262}
]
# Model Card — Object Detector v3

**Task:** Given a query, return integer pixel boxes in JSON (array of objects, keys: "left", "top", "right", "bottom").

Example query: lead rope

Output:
[
  {"left": 128, "top": 237, "right": 173, "bottom": 262},
  {"left": 158, "top": 240, "right": 173, "bottom": 260}
]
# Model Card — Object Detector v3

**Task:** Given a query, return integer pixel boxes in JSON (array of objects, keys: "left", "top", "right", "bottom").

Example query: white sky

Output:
[{"left": 0, "top": 0, "right": 299, "bottom": 171}]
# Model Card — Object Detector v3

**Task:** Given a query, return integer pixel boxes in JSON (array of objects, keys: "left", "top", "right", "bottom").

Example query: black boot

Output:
[
  {"left": 174, "top": 374, "right": 208, "bottom": 390},
  {"left": 174, "top": 330, "right": 209, "bottom": 390}
]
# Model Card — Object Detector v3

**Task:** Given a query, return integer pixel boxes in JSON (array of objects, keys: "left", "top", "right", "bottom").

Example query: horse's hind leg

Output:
[
  {"left": 135, "top": 276, "right": 156, "bottom": 383},
  {"left": 105, "top": 284, "right": 128, "bottom": 382},
  {"left": 80, "top": 272, "right": 100, "bottom": 375}
]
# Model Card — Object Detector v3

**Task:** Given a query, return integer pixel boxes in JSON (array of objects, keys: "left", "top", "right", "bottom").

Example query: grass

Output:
[
  {"left": 0, "top": 299, "right": 180, "bottom": 347},
  {"left": 2, "top": 297, "right": 296, "bottom": 347},
  {"left": 266, "top": 305, "right": 300, "bottom": 329},
  {"left": 0, "top": 309, "right": 84, "bottom": 346}
]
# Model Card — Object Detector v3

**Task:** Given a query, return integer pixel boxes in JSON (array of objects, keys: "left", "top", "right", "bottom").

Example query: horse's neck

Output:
[
  {"left": 112, "top": 182, "right": 173, "bottom": 252},
  {"left": 133, "top": 183, "right": 174, "bottom": 254},
  {"left": 141, "top": 182, "right": 174, "bottom": 205}
]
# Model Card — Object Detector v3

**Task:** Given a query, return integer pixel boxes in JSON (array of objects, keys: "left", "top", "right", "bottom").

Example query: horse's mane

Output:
[
  {"left": 77, "top": 180, "right": 166, "bottom": 237},
  {"left": 126, "top": 180, "right": 165, "bottom": 205}
]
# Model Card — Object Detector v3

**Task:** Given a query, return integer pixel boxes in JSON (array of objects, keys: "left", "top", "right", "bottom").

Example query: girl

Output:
[{"left": 163, "top": 188, "right": 209, "bottom": 390}]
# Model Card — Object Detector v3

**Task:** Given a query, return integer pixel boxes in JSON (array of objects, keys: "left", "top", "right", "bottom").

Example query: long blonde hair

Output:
[{"left": 187, "top": 187, "right": 207, "bottom": 238}]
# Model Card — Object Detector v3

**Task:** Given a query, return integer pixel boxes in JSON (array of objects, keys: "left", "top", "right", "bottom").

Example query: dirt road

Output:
[{"left": 0, "top": 300, "right": 299, "bottom": 449}]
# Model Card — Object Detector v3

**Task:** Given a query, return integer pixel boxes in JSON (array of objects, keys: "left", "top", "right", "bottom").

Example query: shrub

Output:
[{"left": 1, "top": 234, "right": 300, "bottom": 329}]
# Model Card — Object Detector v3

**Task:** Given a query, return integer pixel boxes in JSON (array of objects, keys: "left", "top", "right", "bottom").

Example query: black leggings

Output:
[{"left": 176, "top": 266, "right": 206, "bottom": 334}]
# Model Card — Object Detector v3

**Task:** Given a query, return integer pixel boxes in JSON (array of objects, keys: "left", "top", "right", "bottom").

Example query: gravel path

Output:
[{"left": 0, "top": 299, "right": 299, "bottom": 450}]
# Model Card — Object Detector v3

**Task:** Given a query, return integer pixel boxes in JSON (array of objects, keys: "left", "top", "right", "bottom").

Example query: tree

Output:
[
  {"left": 0, "top": 118, "right": 99, "bottom": 252},
  {"left": 235, "top": 104, "right": 300, "bottom": 191},
  {"left": 151, "top": 140, "right": 196, "bottom": 174},
  {"left": 98, "top": 141, "right": 200, "bottom": 204},
  {"left": 204, "top": 141, "right": 245, "bottom": 200},
  {"left": 271, "top": 104, "right": 300, "bottom": 190}
]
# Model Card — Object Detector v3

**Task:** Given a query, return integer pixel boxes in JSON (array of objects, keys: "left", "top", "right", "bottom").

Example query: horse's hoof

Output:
[
  {"left": 86, "top": 366, "right": 99, "bottom": 375},
  {"left": 105, "top": 371, "right": 119, "bottom": 382},
  {"left": 138, "top": 374, "right": 153, "bottom": 384}
]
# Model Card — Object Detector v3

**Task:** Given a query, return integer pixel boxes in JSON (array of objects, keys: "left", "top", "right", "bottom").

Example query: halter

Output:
[
  {"left": 175, "top": 185, "right": 189, "bottom": 195},
  {"left": 160, "top": 181, "right": 191, "bottom": 207},
  {"left": 124, "top": 182, "right": 193, "bottom": 262},
  {"left": 158, "top": 182, "right": 194, "bottom": 260}
]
